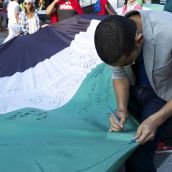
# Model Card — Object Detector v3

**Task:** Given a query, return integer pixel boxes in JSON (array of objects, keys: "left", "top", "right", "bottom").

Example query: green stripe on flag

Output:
[{"left": 0, "top": 64, "right": 139, "bottom": 172}]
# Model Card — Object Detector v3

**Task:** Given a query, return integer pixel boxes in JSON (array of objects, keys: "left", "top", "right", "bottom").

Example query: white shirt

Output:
[
  {"left": 28, "top": 17, "right": 39, "bottom": 34},
  {"left": 7, "top": 1, "right": 20, "bottom": 24},
  {"left": 126, "top": 2, "right": 138, "bottom": 11}
]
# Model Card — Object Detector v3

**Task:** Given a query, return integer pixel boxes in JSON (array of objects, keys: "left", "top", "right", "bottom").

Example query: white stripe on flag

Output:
[{"left": 0, "top": 20, "right": 103, "bottom": 114}]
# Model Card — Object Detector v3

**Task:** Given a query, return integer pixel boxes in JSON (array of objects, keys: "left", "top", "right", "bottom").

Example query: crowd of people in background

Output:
[
  {"left": 1, "top": 0, "right": 50, "bottom": 42},
  {"left": 0, "top": 0, "right": 171, "bottom": 42}
]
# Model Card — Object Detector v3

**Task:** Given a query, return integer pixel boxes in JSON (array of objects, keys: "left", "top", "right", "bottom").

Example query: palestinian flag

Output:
[{"left": 0, "top": 15, "right": 139, "bottom": 172}]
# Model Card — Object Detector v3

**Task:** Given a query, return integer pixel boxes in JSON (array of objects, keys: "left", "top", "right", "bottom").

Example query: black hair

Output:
[
  {"left": 94, "top": 15, "right": 137, "bottom": 65},
  {"left": 124, "top": 0, "right": 128, "bottom": 5}
]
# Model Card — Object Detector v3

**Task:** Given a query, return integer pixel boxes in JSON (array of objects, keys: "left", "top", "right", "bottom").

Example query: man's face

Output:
[
  {"left": 110, "top": 33, "right": 143, "bottom": 67},
  {"left": 110, "top": 43, "right": 142, "bottom": 67}
]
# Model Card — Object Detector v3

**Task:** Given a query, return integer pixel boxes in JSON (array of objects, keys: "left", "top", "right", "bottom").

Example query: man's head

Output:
[{"left": 94, "top": 15, "right": 143, "bottom": 67}]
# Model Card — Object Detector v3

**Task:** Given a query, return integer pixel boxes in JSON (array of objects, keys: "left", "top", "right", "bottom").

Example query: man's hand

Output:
[
  {"left": 135, "top": 115, "right": 158, "bottom": 144},
  {"left": 54, "top": 0, "right": 62, "bottom": 3},
  {"left": 46, "top": 0, "right": 62, "bottom": 16},
  {"left": 109, "top": 110, "right": 128, "bottom": 132}
]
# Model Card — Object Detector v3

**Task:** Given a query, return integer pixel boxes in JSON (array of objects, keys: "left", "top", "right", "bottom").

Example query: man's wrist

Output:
[
  {"left": 117, "top": 108, "right": 128, "bottom": 117},
  {"left": 118, "top": 107, "right": 127, "bottom": 113},
  {"left": 151, "top": 112, "right": 165, "bottom": 128}
]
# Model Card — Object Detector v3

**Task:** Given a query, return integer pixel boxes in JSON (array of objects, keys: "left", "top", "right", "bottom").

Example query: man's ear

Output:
[{"left": 135, "top": 33, "right": 143, "bottom": 44}]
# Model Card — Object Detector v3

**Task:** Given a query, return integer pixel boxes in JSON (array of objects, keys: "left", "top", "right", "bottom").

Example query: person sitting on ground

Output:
[
  {"left": 46, "top": 0, "right": 84, "bottom": 24},
  {"left": 18, "top": 0, "right": 40, "bottom": 35},
  {"left": 122, "top": 0, "right": 142, "bottom": 15},
  {"left": 3, "top": 0, "right": 20, "bottom": 43}
]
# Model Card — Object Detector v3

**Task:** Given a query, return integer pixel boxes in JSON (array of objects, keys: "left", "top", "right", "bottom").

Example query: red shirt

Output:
[
  {"left": 98, "top": 0, "right": 107, "bottom": 15},
  {"left": 51, "top": 0, "right": 84, "bottom": 24}
]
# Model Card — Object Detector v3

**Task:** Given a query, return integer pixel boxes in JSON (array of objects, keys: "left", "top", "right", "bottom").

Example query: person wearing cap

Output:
[
  {"left": 46, "top": 0, "right": 84, "bottom": 24},
  {"left": 17, "top": 0, "right": 40, "bottom": 35},
  {"left": 3, "top": 0, "right": 21, "bottom": 43},
  {"left": 94, "top": 10, "right": 172, "bottom": 172}
]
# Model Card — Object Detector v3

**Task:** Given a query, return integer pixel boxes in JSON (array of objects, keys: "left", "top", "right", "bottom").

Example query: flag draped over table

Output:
[{"left": 0, "top": 15, "right": 139, "bottom": 172}]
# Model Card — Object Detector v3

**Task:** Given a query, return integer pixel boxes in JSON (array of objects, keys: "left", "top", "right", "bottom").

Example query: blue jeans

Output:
[{"left": 125, "top": 86, "right": 167, "bottom": 172}]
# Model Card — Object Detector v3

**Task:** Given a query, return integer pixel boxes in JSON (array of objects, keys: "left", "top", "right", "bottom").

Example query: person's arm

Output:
[
  {"left": 46, "top": 0, "right": 60, "bottom": 16},
  {"left": 33, "top": 11, "right": 41, "bottom": 31},
  {"left": 15, "top": 5, "right": 21, "bottom": 23},
  {"left": 17, "top": 12, "right": 22, "bottom": 35},
  {"left": 135, "top": 97, "right": 172, "bottom": 144},
  {"left": 109, "top": 78, "right": 130, "bottom": 132},
  {"left": 105, "top": 4, "right": 116, "bottom": 15},
  {"left": 15, "top": 11, "right": 19, "bottom": 23}
]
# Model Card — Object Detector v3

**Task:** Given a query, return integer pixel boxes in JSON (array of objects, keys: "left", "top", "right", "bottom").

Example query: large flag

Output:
[{"left": 0, "top": 15, "right": 139, "bottom": 172}]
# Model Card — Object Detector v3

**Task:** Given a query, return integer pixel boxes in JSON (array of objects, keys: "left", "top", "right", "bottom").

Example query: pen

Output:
[
  {"left": 108, "top": 105, "right": 124, "bottom": 128},
  {"left": 129, "top": 137, "right": 140, "bottom": 144}
]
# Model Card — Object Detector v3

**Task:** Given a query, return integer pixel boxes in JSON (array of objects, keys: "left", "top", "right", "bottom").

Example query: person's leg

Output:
[
  {"left": 127, "top": 86, "right": 142, "bottom": 117},
  {"left": 0, "top": 16, "right": 2, "bottom": 30},
  {"left": 3, "top": 23, "right": 18, "bottom": 43},
  {"left": 160, "top": 116, "right": 172, "bottom": 145},
  {"left": 6, "top": 18, "right": 8, "bottom": 29},
  {"left": 125, "top": 86, "right": 166, "bottom": 172}
]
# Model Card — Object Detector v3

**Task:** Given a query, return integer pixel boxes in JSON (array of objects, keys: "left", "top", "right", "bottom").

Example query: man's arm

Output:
[
  {"left": 105, "top": 4, "right": 116, "bottom": 15},
  {"left": 109, "top": 78, "right": 130, "bottom": 131},
  {"left": 136, "top": 97, "right": 172, "bottom": 144},
  {"left": 46, "top": 0, "right": 60, "bottom": 16}
]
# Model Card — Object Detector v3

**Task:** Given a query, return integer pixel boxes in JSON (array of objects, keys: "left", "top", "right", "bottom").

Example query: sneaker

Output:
[{"left": 156, "top": 141, "right": 172, "bottom": 153}]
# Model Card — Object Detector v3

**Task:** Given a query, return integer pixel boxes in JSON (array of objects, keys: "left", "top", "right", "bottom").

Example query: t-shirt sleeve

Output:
[{"left": 15, "top": 5, "right": 21, "bottom": 13}]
